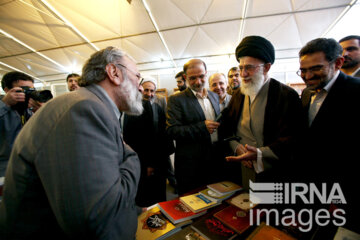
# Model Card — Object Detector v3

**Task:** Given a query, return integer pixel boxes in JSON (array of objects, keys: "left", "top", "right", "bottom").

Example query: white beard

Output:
[
  {"left": 240, "top": 68, "right": 265, "bottom": 97},
  {"left": 121, "top": 75, "right": 144, "bottom": 116}
]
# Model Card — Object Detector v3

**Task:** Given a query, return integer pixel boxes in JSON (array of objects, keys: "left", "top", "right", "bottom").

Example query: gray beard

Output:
[
  {"left": 240, "top": 69, "right": 265, "bottom": 96},
  {"left": 122, "top": 76, "right": 144, "bottom": 116}
]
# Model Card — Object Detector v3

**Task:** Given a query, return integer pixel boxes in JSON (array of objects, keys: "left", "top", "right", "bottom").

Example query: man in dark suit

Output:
[
  {"left": 339, "top": 35, "right": 360, "bottom": 77},
  {"left": 222, "top": 36, "right": 304, "bottom": 189},
  {"left": 0, "top": 46, "right": 143, "bottom": 239},
  {"left": 167, "top": 59, "right": 221, "bottom": 195},
  {"left": 298, "top": 38, "right": 360, "bottom": 231},
  {"left": 123, "top": 77, "right": 174, "bottom": 207}
]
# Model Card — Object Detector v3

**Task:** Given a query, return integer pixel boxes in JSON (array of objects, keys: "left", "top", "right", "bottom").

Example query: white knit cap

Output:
[{"left": 141, "top": 76, "right": 157, "bottom": 89}]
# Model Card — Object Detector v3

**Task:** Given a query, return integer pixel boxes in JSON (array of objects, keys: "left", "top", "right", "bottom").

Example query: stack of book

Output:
[
  {"left": 207, "top": 181, "right": 242, "bottom": 197},
  {"left": 179, "top": 193, "right": 221, "bottom": 213},
  {"left": 158, "top": 199, "right": 206, "bottom": 224},
  {"left": 136, "top": 206, "right": 191, "bottom": 240}
]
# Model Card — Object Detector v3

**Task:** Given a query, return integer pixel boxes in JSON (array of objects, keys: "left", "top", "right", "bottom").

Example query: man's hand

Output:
[
  {"left": 226, "top": 144, "right": 258, "bottom": 169},
  {"left": 205, "top": 120, "right": 220, "bottom": 134},
  {"left": 28, "top": 98, "right": 43, "bottom": 113},
  {"left": 2, "top": 87, "right": 25, "bottom": 107}
]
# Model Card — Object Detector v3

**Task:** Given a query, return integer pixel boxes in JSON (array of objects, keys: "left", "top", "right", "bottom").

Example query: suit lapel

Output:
[
  {"left": 310, "top": 72, "right": 345, "bottom": 128},
  {"left": 208, "top": 90, "right": 220, "bottom": 116}
]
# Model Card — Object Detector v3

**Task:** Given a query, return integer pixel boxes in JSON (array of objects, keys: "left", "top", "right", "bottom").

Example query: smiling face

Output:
[
  {"left": 238, "top": 56, "right": 267, "bottom": 96},
  {"left": 299, "top": 52, "right": 336, "bottom": 89},
  {"left": 209, "top": 73, "right": 227, "bottom": 99},
  {"left": 185, "top": 60, "right": 207, "bottom": 93}
]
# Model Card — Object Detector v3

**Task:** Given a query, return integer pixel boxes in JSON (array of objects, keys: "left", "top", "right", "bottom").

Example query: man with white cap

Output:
[{"left": 141, "top": 77, "right": 167, "bottom": 111}]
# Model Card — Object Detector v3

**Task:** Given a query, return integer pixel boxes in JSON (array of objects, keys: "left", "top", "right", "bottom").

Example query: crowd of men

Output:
[{"left": 0, "top": 35, "right": 359, "bottom": 238}]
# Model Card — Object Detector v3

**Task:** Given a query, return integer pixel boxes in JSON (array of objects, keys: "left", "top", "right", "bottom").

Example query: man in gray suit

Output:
[
  {"left": 0, "top": 46, "right": 143, "bottom": 239},
  {"left": 339, "top": 35, "right": 360, "bottom": 77},
  {"left": 209, "top": 73, "right": 232, "bottom": 111},
  {"left": 167, "top": 59, "right": 221, "bottom": 195}
]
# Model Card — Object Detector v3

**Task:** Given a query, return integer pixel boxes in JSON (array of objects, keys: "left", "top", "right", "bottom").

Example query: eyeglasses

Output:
[
  {"left": 114, "top": 63, "right": 143, "bottom": 84},
  {"left": 238, "top": 64, "right": 264, "bottom": 73},
  {"left": 296, "top": 60, "right": 336, "bottom": 76}
]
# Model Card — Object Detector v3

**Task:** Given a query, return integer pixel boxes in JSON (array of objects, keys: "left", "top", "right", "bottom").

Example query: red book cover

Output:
[
  {"left": 214, "top": 205, "right": 257, "bottom": 234},
  {"left": 191, "top": 216, "right": 237, "bottom": 240},
  {"left": 158, "top": 199, "right": 206, "bottom": 224}
]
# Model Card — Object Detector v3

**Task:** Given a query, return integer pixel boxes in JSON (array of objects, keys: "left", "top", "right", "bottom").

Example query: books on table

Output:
[
  {"left": 158, "top": 199, "right": 206, "bottom": 224},
  {"left": 180, "top": 193, "right": 221, "bottom": 213},
  {"left": 214, "top": 205, "right": 261, "bottom": 234},
  {"left": 198, "top": 188, "right": 234, "bottom": 203},
  {"left": 136, "top": 206, "right": 189, "bottom": 240},
  {"left": 207, "top": 181, "right": 242, "bottom": 196}
]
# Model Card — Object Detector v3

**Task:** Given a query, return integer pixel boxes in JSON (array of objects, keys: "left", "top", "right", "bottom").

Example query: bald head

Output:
[{"left": 209, "top": 73, "right": 227, "bottom": 99}]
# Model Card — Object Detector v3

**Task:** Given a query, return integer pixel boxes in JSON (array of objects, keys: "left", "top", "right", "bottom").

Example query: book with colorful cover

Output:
[
  {"left": 246, "top": 222, "right": 296, "bottom": 240},
  {"left": 191, "top": 216, "right": 238, "bottom": 240},
  {"left": 214, "top": 205, "right": 261, "bottom": 234},
  {"left": 165, "top": 225, "right": 207, "bottom": 240},
  {"left": 207, "top": 181, "right": 242, "bottom": 196},
  {"left": 180, "top": 193, "right": 220, "bottom": 213},
  {"left": 199, "top": 188, "right": 234, "bottom": 203},
  {"left": 136, "top": 206, "right": 181, "bottom": 240},
  {"left": 158, "top": 199, "right": 207, "bottom": 224}
]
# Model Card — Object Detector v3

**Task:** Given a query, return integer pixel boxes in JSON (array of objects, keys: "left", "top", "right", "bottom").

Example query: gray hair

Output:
[{"left": 80, "top": 46, "right": 127, "bottom": 86}]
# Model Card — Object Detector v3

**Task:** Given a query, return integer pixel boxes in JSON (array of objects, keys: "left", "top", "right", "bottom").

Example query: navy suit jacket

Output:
[{"left": 166, "top": 88, "right": 220, "bottom": 193}]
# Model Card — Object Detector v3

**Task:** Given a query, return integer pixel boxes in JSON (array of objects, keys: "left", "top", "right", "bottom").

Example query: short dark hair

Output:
[
  {"left": 339, "top": 35, "right": 360, "bottom": 44},
  {"left": 1, "top": 71, "right": 34, "bottom": 90},
  {"left": 228, "top": 67, "right": 239, "bottom": 76},
  {"left": 299, "top": 38, "right": 342, "bottom": 62},
  {"left": 66, "top": 73, "right": 80, "bottom": 82},
  {"left": 175, "top": 71, "right": 185, "bottom": 81},
  {"left": 183, "top": 59, "right": 207, "bottom": 74}
]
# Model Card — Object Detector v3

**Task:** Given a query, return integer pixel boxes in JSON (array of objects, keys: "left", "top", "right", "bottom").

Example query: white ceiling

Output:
[{"left": 0, "top": 0, "right": 358, "bottom": 85}]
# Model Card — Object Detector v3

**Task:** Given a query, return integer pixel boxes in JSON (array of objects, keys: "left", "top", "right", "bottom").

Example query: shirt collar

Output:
[
  {"left": 93, "top": 84, "right": 121, "bottom": 120},
  {"left": 323, "top": 70, "right": 339, "bottom": 93},
  {"left": 351, "top": 67, "right": 360, "bottom": 77},
  {"left": 190, "top": 88, "right": 208, "bottom": 99}
]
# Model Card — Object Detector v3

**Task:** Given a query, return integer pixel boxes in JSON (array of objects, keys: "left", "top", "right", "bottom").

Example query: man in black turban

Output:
[{"left": 219, "top": 35, "right": 305, "bottom": 189}]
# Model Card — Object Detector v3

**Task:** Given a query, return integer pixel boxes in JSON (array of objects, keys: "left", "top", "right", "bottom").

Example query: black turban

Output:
[{"left": 235, "top": 36, "right": 275, "bottom": 64}]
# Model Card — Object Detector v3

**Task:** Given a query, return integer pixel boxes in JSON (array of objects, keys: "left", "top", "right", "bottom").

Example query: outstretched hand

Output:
[{"left": 226, "top": 144, "right": 258, "bottom": 168}]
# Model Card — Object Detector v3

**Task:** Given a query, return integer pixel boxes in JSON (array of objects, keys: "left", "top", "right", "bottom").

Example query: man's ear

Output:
[
  {"left": 334, "top": 56, "right": 345, "bottom": 71},
  {"left": 105, "top": 64, "right": 123, "bottom": 86},
  {"left": 4, "top": 87, "right": 10, "bottom": 93},
  {"left": 263, "top": 63, "right": 271, "bottom": 74}
]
